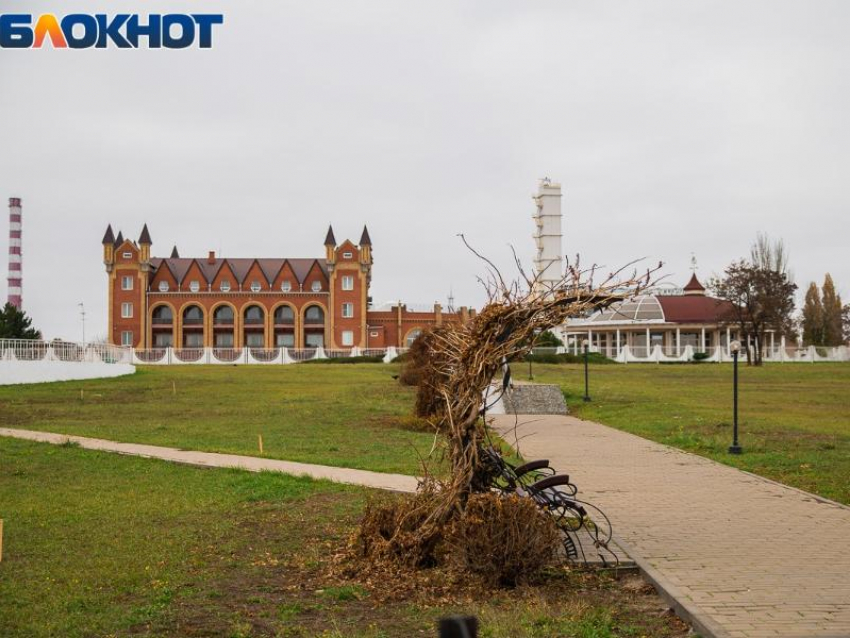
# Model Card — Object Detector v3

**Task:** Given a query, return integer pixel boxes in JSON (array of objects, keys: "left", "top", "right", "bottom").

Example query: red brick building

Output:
[{"left": 102, "top": 224, "right": 470, "bottom": 349}]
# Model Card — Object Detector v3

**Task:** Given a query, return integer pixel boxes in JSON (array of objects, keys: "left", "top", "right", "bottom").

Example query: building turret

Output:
[
  {"left": 114, "top": 230, "right": 124, "bottom": 248},
  {"left": 359, "top": 225, "right": 372, "bottom": 264},
  {"left": 683, "top": 273, "right": 706, "bottom": 296},
  {"left": 170, "top": 245, "right": 180, "bottom": 258},
  {"left": 138, "top": 224, "right": 152, "bottom": 262},
  {"left": 324, "top": 225, "right": 336, "bottom": 263},
  {"left": 102, "top": 224, "right": 115, "bottom": 266}
]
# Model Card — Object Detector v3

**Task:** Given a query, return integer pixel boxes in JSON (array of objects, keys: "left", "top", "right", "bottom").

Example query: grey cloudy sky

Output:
[{"left": 1, "top": 0, "right": 848, "bottom": 340}]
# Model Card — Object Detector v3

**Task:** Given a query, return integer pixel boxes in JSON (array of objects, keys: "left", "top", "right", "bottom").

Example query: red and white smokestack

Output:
[{"left": 7, "top": 197, "right": 22, "bottom": 309}]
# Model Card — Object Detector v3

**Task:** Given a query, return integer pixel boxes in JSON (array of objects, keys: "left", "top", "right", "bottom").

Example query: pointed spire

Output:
[
  {"left": 170, "top": 245, "right": 180, "bottom": 259},
  {"left": 138, "top": 223, "right": 152, "bottom": 245},
  {"left": 324, "top": 225, "right": 336, "bottom": 246},
  {"left": 359, "top": 225, "right": 372, "bottom": 246},
  {"left": 113, "top": 231, "right": 124, "bottom": 248},
  {"left": 101, "top": 224, "right": 115, "bottom": 245}
]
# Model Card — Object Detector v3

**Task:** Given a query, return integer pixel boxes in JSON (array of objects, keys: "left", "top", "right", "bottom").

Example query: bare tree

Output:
[{"left": 711, "top": 235, "right": 797, "bottom": 365}]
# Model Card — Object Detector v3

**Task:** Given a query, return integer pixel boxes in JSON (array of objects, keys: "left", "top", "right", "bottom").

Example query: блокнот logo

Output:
[{"left": 0, "top": 13, "right": 224, "bottom": 49}]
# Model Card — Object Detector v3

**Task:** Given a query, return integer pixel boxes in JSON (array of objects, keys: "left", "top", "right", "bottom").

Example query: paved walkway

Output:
[
  {"left": 0, "top": 427, "right": 419, "bottom": 493},
  {"left": 493, "top": 414, "right": 850, "bottom": 638}
]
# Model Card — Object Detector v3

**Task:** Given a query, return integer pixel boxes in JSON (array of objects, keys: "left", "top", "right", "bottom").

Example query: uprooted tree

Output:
[{"left": 356, "top": 241, "right": 657, "bottom": 582}]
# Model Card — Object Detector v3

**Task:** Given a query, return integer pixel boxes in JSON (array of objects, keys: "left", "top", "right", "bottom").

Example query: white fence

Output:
[
  {"left": 530, "top": 345, "right": 850, "bottom": 363},
  {"left": 130, "top": 346, "right": 407, "bottom": 365},
  {"left": 0, "top": 339, "right": 135, "bottom": 385}
]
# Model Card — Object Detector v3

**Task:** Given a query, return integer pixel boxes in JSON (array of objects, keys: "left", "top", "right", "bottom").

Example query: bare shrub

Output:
[
  {"left": 353, "top": 487, "right": 444, "bottom": 569},
  {"left": 448, "top": 493, "right": 561, "bottom": 586}
]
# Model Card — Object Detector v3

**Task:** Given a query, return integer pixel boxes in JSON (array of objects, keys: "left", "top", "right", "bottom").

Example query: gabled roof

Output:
[
  {"left": 148, "top": 256, "right": 328, "bottom": 288},
  {"left": 359, "top": 225, "right": 372, "bottom": 246},
  {"left": 139, "top": 224, "right": 152, "bottom": 245},
  {"left": 102, "top": 224, "right": 115, "bottom": 245}
]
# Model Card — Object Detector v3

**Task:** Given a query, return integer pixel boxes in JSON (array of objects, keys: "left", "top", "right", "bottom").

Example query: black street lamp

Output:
[
  {"left": 583, "top": 339, "right": 591, "bottom": 402},
  {"left": 728, "top": 340, "right": 742, "bottom": 454}
]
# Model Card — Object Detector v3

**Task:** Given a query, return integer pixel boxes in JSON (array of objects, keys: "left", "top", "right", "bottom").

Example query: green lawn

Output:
[
  {"left": 530, "top": 362, "right": 850, "bottom": 504},
  {"left": 0, "top": 438, "right": 688, "bottom": 637},
  {"left": 0, "top": 365, "right": 432, "bottom": 475}
]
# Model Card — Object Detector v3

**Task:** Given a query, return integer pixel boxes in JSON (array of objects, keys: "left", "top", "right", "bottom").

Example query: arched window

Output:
[
  {"left": 152, "top": 306, "right": 173, "bottom": 324},
  {"left": 302, "top": 305, "right": 325, "bottom": 348},
  {"left": 182, "top": 305, "right": 204, "bottom": 325},
  {"left": 405, "top": 328, "right": 423, "bottom": 347},
  {"left": 181, "top": 305, "right": 205, "bottom": 348},
  {"left": 214, "top": 305, "right": 234, "bottom": 325},
  {"left": 274, "top": 306, "right": 295, "bottom": 324},
  {"left": 304, "top": 305, "right": 324, "bottom": 324},
  {"left": 243, "top": 305, "right": 266, "bottom": 347},
  {"left": 243, "top": 305, "right": 264, "bottom": 325}
]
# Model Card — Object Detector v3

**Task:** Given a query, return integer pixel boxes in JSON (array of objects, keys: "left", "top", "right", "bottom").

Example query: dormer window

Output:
[
  {"left": 343, "top": 252, "right": 353, "bottom": 259},
  {"left": 123, "top": 252, "right": 132, "bottom": 259},
  {"left": 220, "top": 280, "right": 231, "bottom": 292},
  {"left": 158, "top": 281, "right": 170, "bottom": 293},
  {"left": 311, "top": 281, "right": 322, "bottom": 293},
  {"left": 281, "top": 280, "right": 292, "bottom": 292},
  {"left": 189, "top": 281, "right": 200, "bottom": 293},
  {"left": 250, "top": 281, "right": 262, "bottom": 293}
]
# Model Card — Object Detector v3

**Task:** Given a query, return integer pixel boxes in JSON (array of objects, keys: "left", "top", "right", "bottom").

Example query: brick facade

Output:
[{"left": 103, "top": 224, "right": 469, "bottom": 349}]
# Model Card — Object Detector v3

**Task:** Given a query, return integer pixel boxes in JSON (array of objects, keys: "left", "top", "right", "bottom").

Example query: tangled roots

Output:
[{"left": 354, "top": 490, "right": 561, "bottom": 586}]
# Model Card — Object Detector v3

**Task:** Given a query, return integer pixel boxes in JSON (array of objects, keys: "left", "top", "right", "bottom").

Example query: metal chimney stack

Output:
[{"left": 7, "top": 197, "right": 22, "bottom": 309}]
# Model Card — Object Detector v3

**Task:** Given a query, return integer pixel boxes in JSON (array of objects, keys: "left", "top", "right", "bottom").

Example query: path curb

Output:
[{"left": 612, "top": 533, "right": 731, "bottom": 638}]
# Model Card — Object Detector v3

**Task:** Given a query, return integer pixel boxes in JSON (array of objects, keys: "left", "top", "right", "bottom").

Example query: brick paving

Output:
[{"left": 493, "top": 414, "right": 850, "bottom": 638}]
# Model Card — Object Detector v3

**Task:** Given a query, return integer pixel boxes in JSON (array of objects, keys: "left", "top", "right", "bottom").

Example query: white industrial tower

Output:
[
  {"left": 532, "top": 178, "right": 563, "bottom": 296},
  {"left": 7, "top": 197, "right": 23, "bottom": 309}
]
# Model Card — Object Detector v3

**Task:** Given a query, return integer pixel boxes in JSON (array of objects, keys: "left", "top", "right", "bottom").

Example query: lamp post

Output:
[
  {"left": 583, "top": 339, "right": 591, "bottom": 402},
  {"left": 78, "top": 302, "right": 86, "bottom": 346},
  {"left": 729, "top": 340, "right": 742, "bottom": 454}
]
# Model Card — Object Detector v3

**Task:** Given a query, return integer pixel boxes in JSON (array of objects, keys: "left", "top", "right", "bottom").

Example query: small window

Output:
[
  {"left": 122, "top": 252, "right": 132, "bottom": 259},
  {"left": 121, "top": 276, "right": 133, "bottom": 291},
  {"left": 189, "top": 281, "right": 200, "bottom": 293},
  {"left": 342, "top": 330, "right": 354, "bottom": 346},
  {"left": 121, "top": 331, "right": 133, "bottom": 346},
  {"left": 281, "top": 280, "right": 292, "bottom": 292},
  {"left": 311, "top": 281, "right": 322, "bottom": 293},
  {"left": 158, "top": 281, "right": 170, "bottom": 293},
  {"left": 251, "top": 281, "right": 262, "bottom": 293},
  {"left": 370, "top": 331, "right": 379, "bottom": 338},
  {"left": 342, "top": 303, "right": 354, "bottom": 318},
  {"left": 342, "top": 275, "right": 354, "bottom": 291},
  {"left": 220, "top": 280, "right": 231, "bottom": 292},
  {"left": 121, "top": 302, "right": 133, "bottom": 318},
  {"left": 343, "top": 252, "right": 353, "bottom": 259}
]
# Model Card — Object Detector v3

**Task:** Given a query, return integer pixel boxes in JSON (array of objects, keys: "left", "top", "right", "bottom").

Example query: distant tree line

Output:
[{"left": 801, "top": 274, "right": 846, "bottom": 347}]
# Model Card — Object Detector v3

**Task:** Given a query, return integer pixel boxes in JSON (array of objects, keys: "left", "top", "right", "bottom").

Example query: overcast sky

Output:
[{"left": 1, "top": 1, "right": 849, "bottom": 341}]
